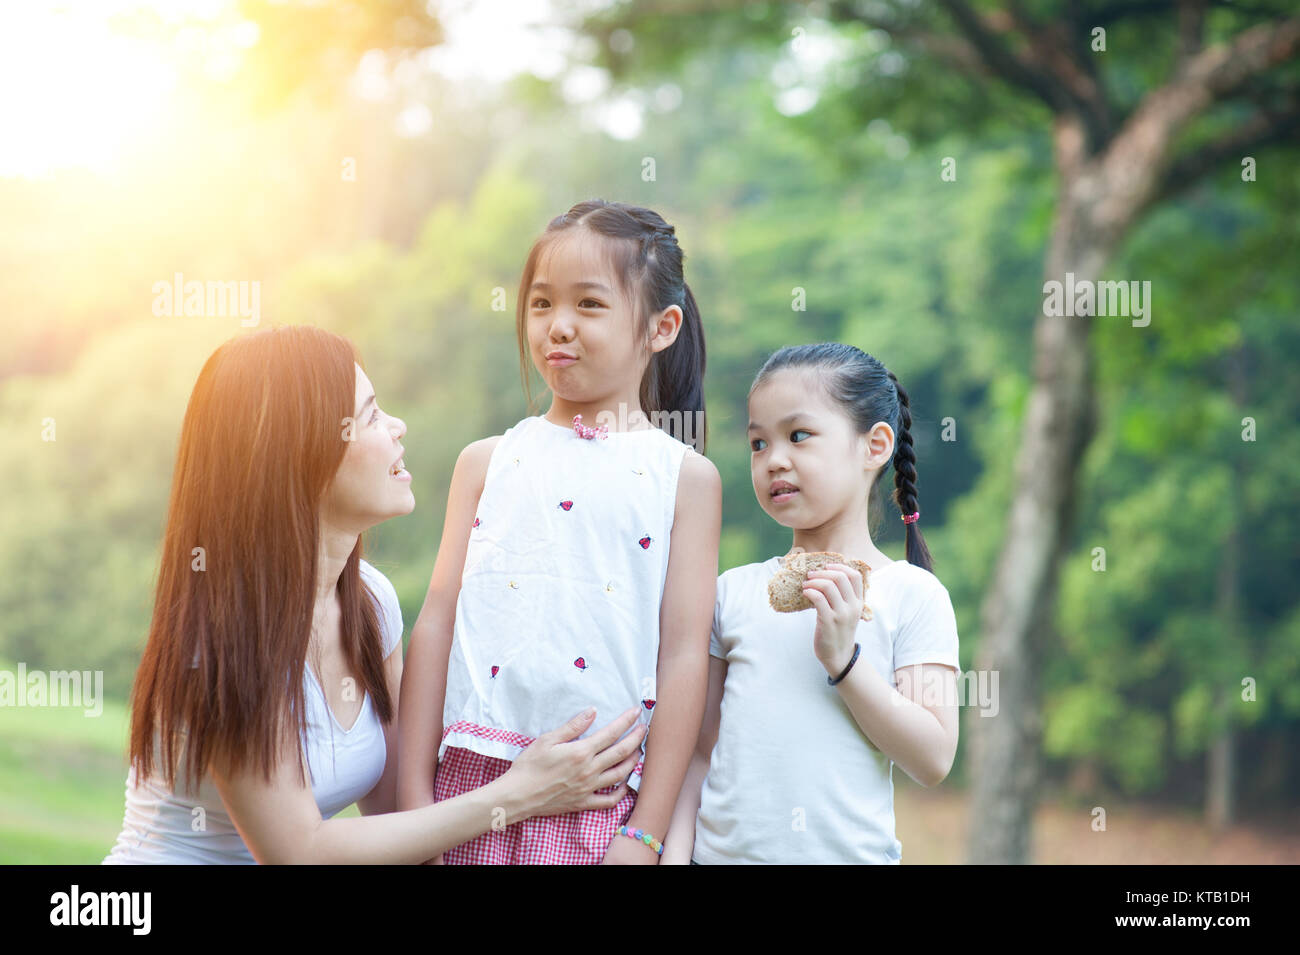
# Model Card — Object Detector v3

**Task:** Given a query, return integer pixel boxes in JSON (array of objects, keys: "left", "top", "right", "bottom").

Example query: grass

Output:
[
  {"left": 0, "top": 661, "right": 363, "bottom": 863},
  {"left": 0, "top": 683, "right": 133, "bottom": 864}
]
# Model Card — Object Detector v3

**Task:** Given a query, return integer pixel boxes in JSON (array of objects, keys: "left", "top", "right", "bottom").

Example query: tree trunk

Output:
[
  {"left": 1206, "top": 696, "right": 1235, "bottom": 829},
  {"left": 1207, "top": 347, "right": 1247, "bottom": 829},
  {"left": 965, "top": 119, "right": 1106, "bottom": 865}
]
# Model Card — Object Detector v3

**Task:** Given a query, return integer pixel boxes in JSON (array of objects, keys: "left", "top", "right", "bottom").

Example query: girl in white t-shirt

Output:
[{"left": 664, "top": 343, "right": 960, "bottom": 864}]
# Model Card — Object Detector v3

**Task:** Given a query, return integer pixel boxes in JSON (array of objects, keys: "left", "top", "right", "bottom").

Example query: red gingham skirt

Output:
[{"left": 433, "top": 746, "right": 638, "bottom": 864}]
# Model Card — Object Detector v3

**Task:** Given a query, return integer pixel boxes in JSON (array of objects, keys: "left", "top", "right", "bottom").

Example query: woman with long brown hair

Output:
[{"left": 104, "top": 325, "right": 644, "bottom": 864}]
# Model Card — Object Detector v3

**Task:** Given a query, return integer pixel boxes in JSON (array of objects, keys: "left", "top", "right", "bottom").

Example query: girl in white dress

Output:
[{"left": 397, "top": 201, "right": 722, "bottom": 864}]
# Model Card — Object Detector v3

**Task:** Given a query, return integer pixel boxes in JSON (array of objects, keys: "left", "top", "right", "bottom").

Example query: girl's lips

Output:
[
  {"left": 772, "top": 489, "right": 799, "bottom": 503},
  {"left": 547, "top": 356, "right": 576, "bottom": 367}
]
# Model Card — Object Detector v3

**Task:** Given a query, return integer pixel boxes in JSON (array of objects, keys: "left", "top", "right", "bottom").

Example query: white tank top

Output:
[
  {"left": 440, "top": 414, "right": 693, "bottom": 791},
  {"left": 102, "top": 559, "right": 403, "bottom": 864}
]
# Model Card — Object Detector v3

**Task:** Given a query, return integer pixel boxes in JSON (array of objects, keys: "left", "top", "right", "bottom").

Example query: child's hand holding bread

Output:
[
  {"left": 768, "top": 550, "right": 872, "bottom": 621},
  {"left": 769, "top": 549, "right": 872, "bottom": 677}
]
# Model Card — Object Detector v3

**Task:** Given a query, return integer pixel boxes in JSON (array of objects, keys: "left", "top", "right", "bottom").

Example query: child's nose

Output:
[
  {"left": 767, "top": 445, "right": 792, "bottom": 468},
  {"left": 548, "top": 310, "right": 577, "bottom": 340}
]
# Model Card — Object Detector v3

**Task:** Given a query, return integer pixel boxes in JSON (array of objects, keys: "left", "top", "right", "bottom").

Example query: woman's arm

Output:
[
  {"left": 396, "top": 436, "right": 499, "bottom": 817},
  {"left": 210, "top": 704, "right": 646, "bottom": 864},
  {"left": 602, "top": 452, "right": 721, "bottom": 865},
  {"left": 358, "top": 640, "right": 403, "bottom": 816},
  {"left": 660, "top": 655, "right": 726, "bottom": 865}
]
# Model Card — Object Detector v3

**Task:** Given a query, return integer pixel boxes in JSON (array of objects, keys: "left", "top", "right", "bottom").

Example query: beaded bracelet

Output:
[{"left": 616, "top": 824, "right": 664, "bottom": 855}]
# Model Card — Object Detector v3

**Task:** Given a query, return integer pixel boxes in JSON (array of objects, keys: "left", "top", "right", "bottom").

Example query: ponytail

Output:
[
  {"left": 886, "top": 369, "right": 933, "bottom": 573},
  {"left": 640, "top": 281, "right": 707, "bottom": 454}
]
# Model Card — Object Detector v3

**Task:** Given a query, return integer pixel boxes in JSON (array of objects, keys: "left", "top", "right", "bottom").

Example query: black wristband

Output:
[{"left": 827, "top": 643, "right": 861, "bottom": 686}]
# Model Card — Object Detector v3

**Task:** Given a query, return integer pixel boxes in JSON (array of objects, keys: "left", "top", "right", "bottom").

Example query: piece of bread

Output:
[{"left": 768, "top": 550, "right": 872, "bottom": 621}]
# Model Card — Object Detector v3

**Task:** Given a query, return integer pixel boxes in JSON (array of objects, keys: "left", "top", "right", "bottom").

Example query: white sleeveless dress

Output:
[{"left": 439, "top": 415, "right": 693, "bottom": 792}]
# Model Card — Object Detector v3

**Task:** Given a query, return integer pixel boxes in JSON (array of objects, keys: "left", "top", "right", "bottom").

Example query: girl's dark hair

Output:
[
  {"left": 749, "top": 343, "right": 933, "bottom": 573},
  {"left": 515, "top": 199, "right": 707, "bottom": 453}
]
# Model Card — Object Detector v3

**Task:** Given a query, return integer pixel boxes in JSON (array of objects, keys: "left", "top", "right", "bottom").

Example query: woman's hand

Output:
[
  {"left": 802, "top": 562, "right": 864, "bottom": 676},
  {"left": 503, "top": 706, "right": 646, "bottom": 820}
]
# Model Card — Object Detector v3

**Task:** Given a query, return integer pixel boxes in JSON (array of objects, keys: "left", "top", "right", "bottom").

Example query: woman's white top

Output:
[
  {"left": 439, "top": 415, "right": 694, "bottom": 792},
  {"left": 693, "top": 556, "right": 960, "bottom": 864},
  {"left": 102, "top": 559, "right": 403, "bottom": 864}
]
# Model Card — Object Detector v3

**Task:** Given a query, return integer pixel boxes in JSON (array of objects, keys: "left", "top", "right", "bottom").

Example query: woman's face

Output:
[
  {"left": 321, "top": 363, "right": 413, "bottom": 533},
  {"left": 747, "top": 368, "right": 889, "bottom": 529},
  {"left": 526, "top": 229, "right": 649, "bottom": 408}
]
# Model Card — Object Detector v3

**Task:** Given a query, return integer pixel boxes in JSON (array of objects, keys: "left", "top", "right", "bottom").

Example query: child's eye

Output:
[
  {"left": 791, "top": 429, "right": 811, "bottom": 442},
  {"left": 580, "top": 298, "right": 604, "bottom": 309},
  {"left": 531, "top": 298, "right": 549, "bottom": 309},
  {"left": 750, "top": 437, "right": 765, "bottom": 452}
]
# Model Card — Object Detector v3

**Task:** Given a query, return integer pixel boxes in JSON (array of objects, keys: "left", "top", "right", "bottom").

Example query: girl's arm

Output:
[
  {"left": 803, "top": 564, "right": 959, "bottom": 786},
  {"left": 357, "top": 639, "right": 403, "bottom": 815},
  {"left": 602, "top": 452, "right": 722, "bottom": 865},
  {"left": 841, "top": 661, "right": 958, "bottom": 787},
  {"left": 660, "top": 655, "right": 725, "bottom": 865},
  {"left": 396, "top": 437, "right": 498, "bottom": 819}
]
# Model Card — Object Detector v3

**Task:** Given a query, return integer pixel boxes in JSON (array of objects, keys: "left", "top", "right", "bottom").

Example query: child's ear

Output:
[
  {"left": 862, "top": 422, "right": 894, "bottom": 471},
  {"left": 648, "top": 305, "right": 683, "bottom": 353}
]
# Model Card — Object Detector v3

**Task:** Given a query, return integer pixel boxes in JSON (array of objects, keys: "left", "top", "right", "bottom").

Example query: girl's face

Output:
[
  {"left": 321, "top": 363, "right": 413, "bottom": 533},
  {"left": 526, "top": 229, "right": 650, "bottom": 408},
  {"left": 748, "top": 368, "right": 892, "bottom": 529}
]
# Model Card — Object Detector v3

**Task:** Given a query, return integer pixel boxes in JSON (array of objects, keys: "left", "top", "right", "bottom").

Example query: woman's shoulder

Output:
[
  {"left": 358, "top": 559, "right": 403, "bottom": 655},
  {"left": 358, "top": 556, "right": 394, "bottom": 587}
]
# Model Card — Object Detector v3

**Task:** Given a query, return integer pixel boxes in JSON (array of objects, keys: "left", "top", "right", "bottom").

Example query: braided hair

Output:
[
  {"left": 515, "top": 199, "right": 707, "bottom": 453},
  {"left": 749, "top": 343, "right": 933, "bottom": 572}
]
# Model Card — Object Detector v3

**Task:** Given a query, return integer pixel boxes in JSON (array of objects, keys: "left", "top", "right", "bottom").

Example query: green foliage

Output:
[{"left": 2, "top": 2, "right": 1298, "bottom": 846}]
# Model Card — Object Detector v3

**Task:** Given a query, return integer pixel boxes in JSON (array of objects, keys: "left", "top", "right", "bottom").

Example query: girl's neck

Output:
[
  {"left": 789, "top": 529, "right": 894, "bottom": 569},
  {"left": 543, "top": 393, "right": 655, "bottom": 433}
]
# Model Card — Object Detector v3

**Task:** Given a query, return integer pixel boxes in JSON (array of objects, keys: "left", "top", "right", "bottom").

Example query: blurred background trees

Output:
[{"left": 1, "top": 0, "right": 1296, "bottom": 861}]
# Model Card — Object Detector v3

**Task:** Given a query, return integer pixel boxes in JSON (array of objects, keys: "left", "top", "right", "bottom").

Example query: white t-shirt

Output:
[
  {"left": 692, "top": 556, "right": 960, "bottom": 864},
  {"left": 102, "top": 559, "right": 403, "bottom": 864}
]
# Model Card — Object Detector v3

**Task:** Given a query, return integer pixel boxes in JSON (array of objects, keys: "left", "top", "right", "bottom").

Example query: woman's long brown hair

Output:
[{"left": 128, "top": 325, "right": 394, "bottom": 792}]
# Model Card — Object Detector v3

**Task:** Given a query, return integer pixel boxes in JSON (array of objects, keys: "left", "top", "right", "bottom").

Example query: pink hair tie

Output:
[
  {"left": 573, "top": 414, "right": 608, "bottom": 440},
  {"left": 902, "top": 510, "right": 920, "bottom": 524}
]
